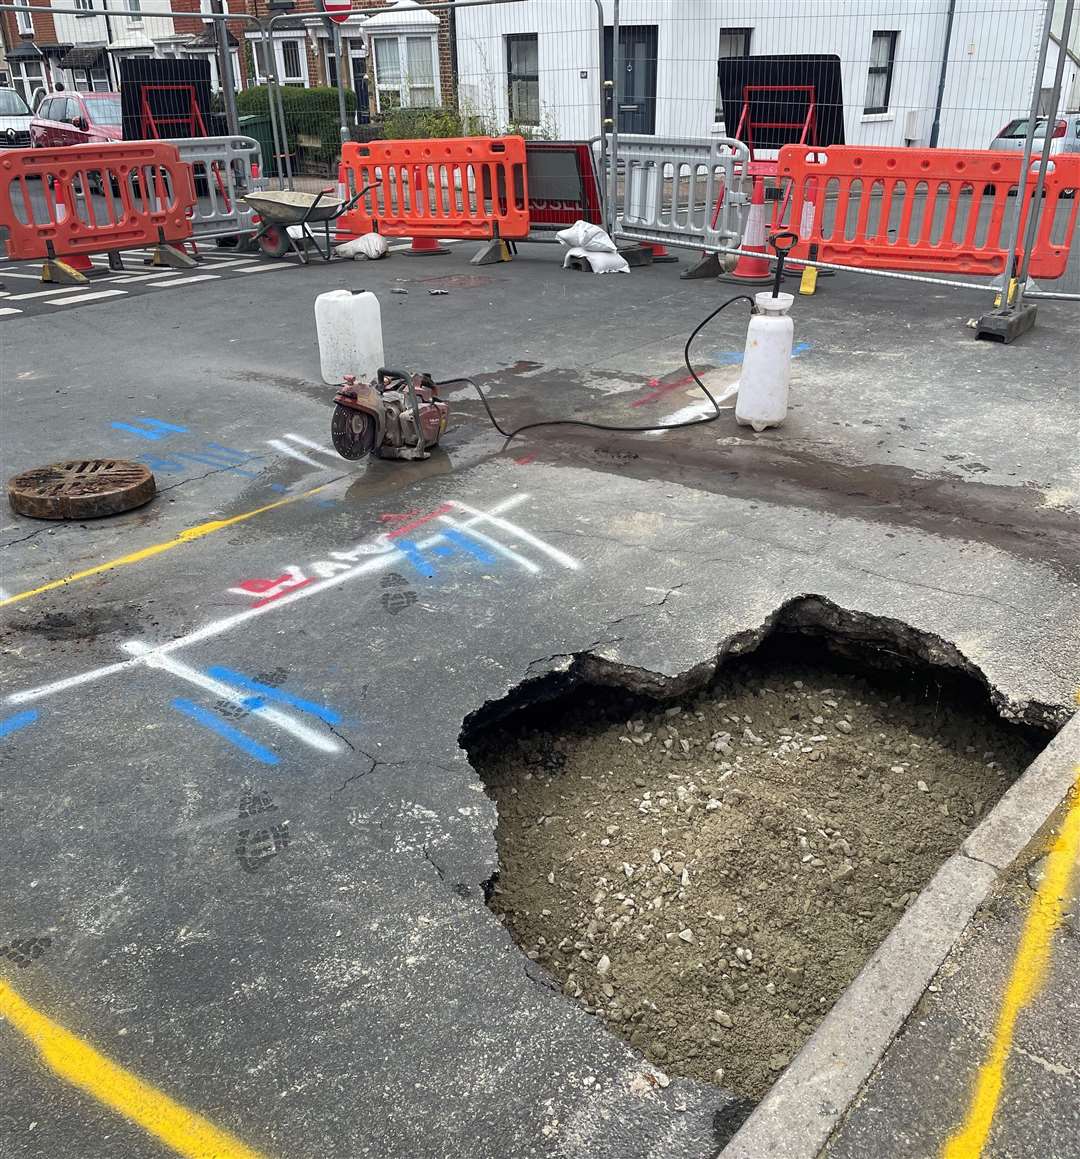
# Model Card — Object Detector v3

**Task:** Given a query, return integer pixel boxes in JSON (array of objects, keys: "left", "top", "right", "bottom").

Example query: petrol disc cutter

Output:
[{"left": 331, "top": 368, "right": 449, "bottom": 462}]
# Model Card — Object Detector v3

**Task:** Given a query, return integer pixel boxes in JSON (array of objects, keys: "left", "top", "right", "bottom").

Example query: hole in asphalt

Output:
[{"left": 462, "top": 598, "right": 1048, "bottom": 1117}]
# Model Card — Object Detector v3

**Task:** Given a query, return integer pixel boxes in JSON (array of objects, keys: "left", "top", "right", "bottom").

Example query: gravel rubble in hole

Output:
[{"left": 473, "top": 650, "right": 1041, "bottom": 1100}]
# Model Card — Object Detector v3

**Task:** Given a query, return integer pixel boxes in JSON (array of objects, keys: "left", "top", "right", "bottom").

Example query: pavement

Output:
[{"left": 0, "top": 239, "right": 1077, "bottom": 1159}]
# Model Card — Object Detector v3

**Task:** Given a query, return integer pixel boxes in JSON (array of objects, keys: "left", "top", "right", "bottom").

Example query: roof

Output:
[
  {"left": 363, "top": 0, "right": 439, "bottom": 32},
  {"left": 61, "top": 45, "right": 106, "bottom": 70},
  {"left": 185, "top": 27, "right": 240, "bottom": 49},
  {"left": 5, "top": 42, "right": 44, "bottom": 60}
]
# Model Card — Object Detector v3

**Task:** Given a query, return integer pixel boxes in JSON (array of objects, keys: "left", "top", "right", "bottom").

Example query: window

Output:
[
  {"left": 10, "top": 60, "right": 45, "bottom": 107},
  {"left": 251, "top": 37, "right": 308, "bottom": 87},
  {"left": 864, "top": 30, "right": 897, "bottom": 114},
  {"left": 506, "top": 33, "right": 538, "bottom": 125},
  {"left": 0, "top": 88, "right": 32, "bottom": 116},
  {"left": 715, "top": 28, "right": 751, "bottom": 123},
  {"left": 74, "top": 0, "right": 93, "bottom": 12},
  {"left": 281, "top": 39, "right": 303, "bottom": 84},
  {"left": 15, "top": 5, "right": 33, "bottom": 35},
  {"left": 371, "top": 33, "right": 439, "bottom": 111}
]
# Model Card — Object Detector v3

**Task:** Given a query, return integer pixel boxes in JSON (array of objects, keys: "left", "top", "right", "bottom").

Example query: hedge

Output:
[{"left": 237, "top": 85, "right": 358, "bottom": 166}]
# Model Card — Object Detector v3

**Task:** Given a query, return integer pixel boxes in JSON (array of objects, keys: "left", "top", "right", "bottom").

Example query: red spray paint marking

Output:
[
  {"left": 378, "top": 509, "right": 422, "bottom": 525},
  {"left": 514, "top": 453, "right": 537, "bottom": 466},
  {"left": 631, "top": 372, "right": 697, "bottom": 408},
  {"left": 385, "top": 503, "right": 455, "bottom": 540},
  {"left": 253, "top": 579, "right": 313, "bottom": 608}
]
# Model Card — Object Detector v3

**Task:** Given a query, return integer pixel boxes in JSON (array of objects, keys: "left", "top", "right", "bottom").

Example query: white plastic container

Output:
[
  {"left": 734, "top": 291, "right": 795, "bottom": 432},
  {"left": 315, "top": 289, "right": 384, "bottom": 386}
]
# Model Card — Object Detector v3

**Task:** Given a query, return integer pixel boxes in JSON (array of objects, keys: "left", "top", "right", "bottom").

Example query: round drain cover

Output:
[{"left": 7, "top": 459, "right": 155, "bottom": 520}]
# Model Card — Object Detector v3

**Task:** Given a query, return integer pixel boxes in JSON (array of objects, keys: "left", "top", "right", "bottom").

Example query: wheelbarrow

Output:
[{"left": 243, "top": 186, "right": 368, "bottom": 264}]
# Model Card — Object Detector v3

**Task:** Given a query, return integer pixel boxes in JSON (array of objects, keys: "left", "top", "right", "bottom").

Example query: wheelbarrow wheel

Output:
[{"left": 259, "top": 225, "right": 291, "bottom": 259}]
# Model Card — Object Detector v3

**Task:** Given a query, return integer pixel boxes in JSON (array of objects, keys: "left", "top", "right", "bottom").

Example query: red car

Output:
[{"left": 30, "top": 92, "right": 122, "bottom": 148}]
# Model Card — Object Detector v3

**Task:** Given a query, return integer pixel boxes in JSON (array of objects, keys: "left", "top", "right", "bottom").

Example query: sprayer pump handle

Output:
[{"left": 768, "top": 231, "right": 800, "bottom": 255}]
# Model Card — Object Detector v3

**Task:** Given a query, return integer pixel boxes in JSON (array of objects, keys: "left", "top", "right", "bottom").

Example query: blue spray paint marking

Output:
[
  {"left": 439, "top": 528, "right": 496, "bottom": 565},
  {"left": 111, "top": 418, "right": 188, "bottom": 441},
  {"left": 269, "top": 483, "right": 288, "bottom": 493},
  {"left": 140, "top": 452, "right": 184, "bottom": 472},
  {"left": 171, "top": 697, "right": 279, "bottom": 765},
  {"left": 396, "top": 531, "right": 495, "bottom": 577},
  {"left": 206, "top": 668, "right": 343, "bottom": 726},
  {"left": 175, "top": 451, "right": 260, "bottom": 478},
  {"left": 395, "top": 539, "right": 437, "bottom": 579},
  {"left": 0, "top": 709, "right": 38, "bottom": 739},
  {"left": 705, "top": 341, "right": 811, "bottom": 366}
]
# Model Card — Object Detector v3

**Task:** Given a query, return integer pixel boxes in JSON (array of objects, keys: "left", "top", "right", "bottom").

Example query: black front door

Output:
[{"left": 603, "top": 25, "right": 657, "bottom": 135}]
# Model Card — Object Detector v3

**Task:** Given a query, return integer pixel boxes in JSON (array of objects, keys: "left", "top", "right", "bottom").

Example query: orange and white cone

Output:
[
  {"left": 644, "top": 242, "right": 678, "bottom": 263},
  {"left": 404, "top": 236, "right": 450, "bottom": 256},
  {"left": 717, "top": 175, "right": 774, "bottom": 285}
]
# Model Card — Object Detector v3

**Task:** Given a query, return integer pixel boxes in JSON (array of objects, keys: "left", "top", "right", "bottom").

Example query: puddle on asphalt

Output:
[{"left": 463, "top": 609, "right": 1046, "bottom": 1107}]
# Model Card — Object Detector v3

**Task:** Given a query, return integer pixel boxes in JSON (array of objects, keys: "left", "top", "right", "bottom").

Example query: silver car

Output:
[
  {"left": 989, "top": 113, "right": 1080, "bottom": 156},
  {"left": 0, "top": 87, "right": 33, "bottom": 149}
]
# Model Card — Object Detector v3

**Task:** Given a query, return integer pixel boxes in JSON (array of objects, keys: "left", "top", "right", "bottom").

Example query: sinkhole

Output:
[{"left": 461, "top": 599, "right": 1049, "bottom": 1106}]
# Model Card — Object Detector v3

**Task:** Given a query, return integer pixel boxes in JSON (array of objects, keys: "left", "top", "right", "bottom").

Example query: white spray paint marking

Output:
[
  {"left": 122, "top": 643, "right": 340, "bottom": 753},
  {"left": 450, "top": 500, "right": 580, "bottom": 570},
  {"left": 437, "top": 515, "right": 540, "bottom": 574},
  {"left": 266, "top": 439, "right": 324, "bottom": 468},
  {"left": 641, "top": 384, "right": 738, "bottom": 436},
  {"left": 8, "top": 495, "right": 566, "bottom": 707},
  {"left": 284, "top": 433, "right": 340, "bottom": 456}
]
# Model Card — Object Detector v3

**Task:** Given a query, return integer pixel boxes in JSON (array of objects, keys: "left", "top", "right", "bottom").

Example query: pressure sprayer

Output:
[
  {"left": 734, "top": 231, "right": 799, "bottom": 433},
  {"left": 318, "top": 236, "right": 802, "bottom": 459}
]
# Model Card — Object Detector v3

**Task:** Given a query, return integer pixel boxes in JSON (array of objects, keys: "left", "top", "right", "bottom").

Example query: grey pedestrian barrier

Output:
[
  {"left": 599, "top": 134, "right": 751, "bottom": 265},
  {"left": 173, "top": 135, "right": 263, "bottom": 242}
]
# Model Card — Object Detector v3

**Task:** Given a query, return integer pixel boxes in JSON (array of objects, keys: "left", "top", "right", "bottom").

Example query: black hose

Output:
[{"left": 437, "top": 293, "right": 756, "bottom": 441}]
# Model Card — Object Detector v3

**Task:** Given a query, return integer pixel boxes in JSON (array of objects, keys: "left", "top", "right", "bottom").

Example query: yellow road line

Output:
[
  {"left": 0, "top": 481, "right": 340, "bottom": 610},
  {"left": 942, "top": 763, "right": 1080, "bottom": 1159},
  {"left": 0, "top": 979, "right": 268, "bottom": 1159}
]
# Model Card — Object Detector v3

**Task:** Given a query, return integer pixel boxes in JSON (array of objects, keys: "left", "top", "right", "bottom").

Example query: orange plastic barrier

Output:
[
  {"left": 338, "top": 136, "right": 529, "bottom": 242},
  {"left": 0, "top": 142, "right": 195, "bottom": 260},
  {"left": 776, "top": 145, "right": 1080, "bottom": 278}
]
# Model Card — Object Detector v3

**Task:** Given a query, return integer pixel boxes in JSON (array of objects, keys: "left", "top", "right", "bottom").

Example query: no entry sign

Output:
[{"left": 323, "top": 0, "right": 351, "bottom": 24}]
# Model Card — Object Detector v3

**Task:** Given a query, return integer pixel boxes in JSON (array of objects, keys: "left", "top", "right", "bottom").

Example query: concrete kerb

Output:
[{"left": 719, "top": 710, "right": 1080, "bottom": 1159}]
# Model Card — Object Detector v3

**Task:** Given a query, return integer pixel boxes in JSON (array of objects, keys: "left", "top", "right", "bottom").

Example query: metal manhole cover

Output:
[{"left": 7, "top": 459, "right": 155, "bottom": 520}]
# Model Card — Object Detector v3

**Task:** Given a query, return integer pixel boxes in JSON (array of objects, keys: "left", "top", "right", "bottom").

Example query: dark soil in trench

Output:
[{"left": 469, "top": 639, "right": 1042, "bottom": 1100}]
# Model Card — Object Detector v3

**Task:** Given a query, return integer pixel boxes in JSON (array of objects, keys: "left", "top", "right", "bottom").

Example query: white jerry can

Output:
[
  {"left": 734, "top": 291, "right": 795, "bottom": 432},
  {"left": 315, "top": 289, "right": 384, "bottom": 386}
]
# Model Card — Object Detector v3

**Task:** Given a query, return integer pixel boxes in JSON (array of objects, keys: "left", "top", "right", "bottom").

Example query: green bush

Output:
[
  {"left": 237, "top": 85, "right": 358, "bottom": 166},
  {"left": 380, "top": 104, "right": 467, "bottom": 140}
]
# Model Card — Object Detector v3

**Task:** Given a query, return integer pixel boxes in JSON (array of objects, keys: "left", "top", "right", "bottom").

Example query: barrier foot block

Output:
[
  {"left": 147, "top": 244, "right": 198, "bottom": 270},
  {"left": 975, "top": 303, "right": 1037, "bottom": 344},
  {"left": 40, "top": 259, "right": 89, "bottom": 286},
  {"left": 680, "top": 252, "right": 724, "bottom": 280},
  {"left": 617, "top": 244, "right": 653, "bottom": 268},
  {"left": 470, "top": 239, "right": 512, "bottom": 265}
]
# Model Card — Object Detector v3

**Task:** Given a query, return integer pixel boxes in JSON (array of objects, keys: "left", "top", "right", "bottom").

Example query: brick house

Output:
[
  {"left": 1, "top": 0, "right": 63, "bottom": 108},
  {"left": 0, "top": 0, "right": 457, "bottom": 122}
]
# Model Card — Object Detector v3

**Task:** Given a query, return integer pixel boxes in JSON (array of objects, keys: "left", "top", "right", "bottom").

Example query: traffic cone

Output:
[
  {"left": 644, "top": 242, "right": 678, "bottom": 263},
  {"left": 717, "top": 175, "right": 774, "bottom": 285},
  {"left": 404, "top": 236, "right": 450, "bottom": 256}
]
